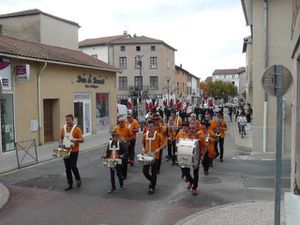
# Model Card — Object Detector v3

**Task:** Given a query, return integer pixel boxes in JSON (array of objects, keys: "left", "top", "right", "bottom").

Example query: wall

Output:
[
  {"left": 13, "top": 59, "right": 116, "bottom": 144},
  {"left": 0, "top": 15, "right": 40, "bottom": 43},
  {"left": 40, "top": 14, "right": 79, "bottom": 50},
  {"left": 111, "top": 43, "right": 175, "bottom": 98},
  {"left": 80, "top": 45, "right": 109, "bottom": 63},
  {"left": 251, "top": 0, "right": 293, "bottom": 152}
]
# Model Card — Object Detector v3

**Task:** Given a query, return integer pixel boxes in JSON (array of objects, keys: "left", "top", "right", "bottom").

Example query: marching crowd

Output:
[{"left": 58, "top": 102, "right": 253, "bottom": 197}]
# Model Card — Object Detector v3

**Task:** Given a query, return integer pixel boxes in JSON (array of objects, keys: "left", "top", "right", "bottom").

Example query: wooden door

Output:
[{"left": 43, "top": 100, "right": 53, "bottom": 142}]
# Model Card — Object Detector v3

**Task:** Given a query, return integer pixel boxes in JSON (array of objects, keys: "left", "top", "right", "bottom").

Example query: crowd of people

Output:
[{"left": 58, "top": 101, "right": 252, "bottom": 197}]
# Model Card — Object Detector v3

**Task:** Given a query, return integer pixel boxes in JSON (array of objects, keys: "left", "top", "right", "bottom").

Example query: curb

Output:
[
  {"left": 0, "top": 183, "right": 9, "bottom": 210},
  {"left": 174, "top": 200, "right": 274, "bottom": 225}
]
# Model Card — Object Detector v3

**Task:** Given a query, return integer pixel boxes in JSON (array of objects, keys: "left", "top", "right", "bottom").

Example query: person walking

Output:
[
  {"left": 126, "top": 114, "right": 139, "bottom": 166},
  {"left": 215, "top": 112, "right": 227, "bottom": 162},
  {"left": 59, "top": 113, "right": 84, "bottom": 191}
]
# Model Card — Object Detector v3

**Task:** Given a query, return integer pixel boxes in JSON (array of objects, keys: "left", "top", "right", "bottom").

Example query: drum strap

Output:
[
  {"left": 146, "top": 131, "right": 157, "bottom": 153},
  {"left": 63, "top": 124, "right": 77, "bottom": 148},
  {"left": 109, "top": 141, "right": 119, "bottom": 160}
]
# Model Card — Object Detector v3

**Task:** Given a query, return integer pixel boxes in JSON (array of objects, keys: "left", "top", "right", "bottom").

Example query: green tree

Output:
[{"left": 206, "top": 80, "right": 237, "bottom": 101}]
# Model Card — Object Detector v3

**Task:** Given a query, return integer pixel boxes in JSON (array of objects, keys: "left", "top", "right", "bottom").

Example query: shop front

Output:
[{"left": 0, "top": 58, "right": 15, "bottom": 153}]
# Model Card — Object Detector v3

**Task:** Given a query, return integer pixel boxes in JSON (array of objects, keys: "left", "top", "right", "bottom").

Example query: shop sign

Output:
[
  {"left": 0, "top": 58, "right": 12, "bottom": 90},
  {"left": 76, "top": 74, "right": 105, "bottom": 88},
  {"left": 16, "top": 64, "right": 30, "bottom": 80}
]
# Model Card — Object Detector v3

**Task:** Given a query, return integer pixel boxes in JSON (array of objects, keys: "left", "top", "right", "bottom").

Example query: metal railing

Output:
[{"left": 15, "top": 139, "right": 38, "bottom": 169}]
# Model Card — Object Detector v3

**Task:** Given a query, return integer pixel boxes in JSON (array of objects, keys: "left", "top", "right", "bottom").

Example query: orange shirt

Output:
[
  {"left": 166, "top": 122, "right": 177, "bottom": 140},
  {"left": 219, "top": 121, "right": 227, "bottom": 138},
  {"left": 60, "top": 126, "right": 83, "bottom": 153},
  {"left": 142, "top": 132, "right": 165, "bottom": 160},
  {"left": 199, "top": 130, "right": 217, "bottom": 158},
  {"left": 126, "top": 119, "right": 139, "bottom": 139},
  {"left": 209, "top": 119, "right": 218, "bottom": 132},
  {"left": 113, "top": 126, "right": 133, "bottom": 145}
]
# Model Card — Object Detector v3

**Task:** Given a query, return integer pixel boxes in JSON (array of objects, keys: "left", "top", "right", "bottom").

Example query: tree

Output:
[{"left": 205, "top": 80, "right": 237, "bottom": 102}]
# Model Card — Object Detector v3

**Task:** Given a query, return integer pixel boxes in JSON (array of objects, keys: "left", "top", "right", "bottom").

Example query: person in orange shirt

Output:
[
  {"left": 175, "top": 121, "right": 191, "bottom": 180},
  {"left": 153, "top": 113, "right": 166, "bottom": 174},
  {"left": 215, "top": 112, "right": 227, "bottom": 162},
  {"left": 114, "top": 117, "right": 133, "bottom": 179},
  {"left": 204, "top": 113, "right": 219, "bottom": 166},
  {"left": 59, "top": 113, "right": 84, "bottom": 191},
  {"left": 126, "top": 114, "right": 140, "bottom": 166},
  {"left": 103, "top": 131, "right": 125, "bottom": 193},
  {"left": 166, "top": 116, "right": 177, "bottom": 165},
  {"left": 182, "top": 125, "right": 206, "bottom": 196},
  {"left": 199, "top": 121, "right": 217, "bottom": 176},
  {"left": 142, "top": 120, "right": 166, "bottom": 194}
]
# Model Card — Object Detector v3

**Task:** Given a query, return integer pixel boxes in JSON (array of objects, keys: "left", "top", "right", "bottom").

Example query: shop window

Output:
[
  {"left": 96, "top": 93, "right": 110, "bottom": 133},
  {"left": 1, "top": 94, "right": 15, "bottom": 152}
]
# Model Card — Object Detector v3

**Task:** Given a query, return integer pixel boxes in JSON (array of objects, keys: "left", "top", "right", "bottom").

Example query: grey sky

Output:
[{"left": 0, "top": 0, "right": 250, "bottom": 80}]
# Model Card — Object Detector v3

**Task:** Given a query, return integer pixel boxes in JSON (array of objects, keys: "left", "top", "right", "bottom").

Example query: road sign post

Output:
[{"left": 261, "top": 65, "right": 293, "bottom": 225}]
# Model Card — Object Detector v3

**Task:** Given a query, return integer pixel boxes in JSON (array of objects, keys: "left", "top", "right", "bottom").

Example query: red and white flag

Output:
[
  {"left": 169, "top": 99, "right": 174, "bottom": 108},
  {"left": 154, "top": 98, "right": 159, "bottom": 109},
  {"left": 183, "top": 101, "right": 189, "bottom": 111},
  {"left": 127, "top": 97, "right": 132, "bottom": 109},
  {"left": 176, "top": 98, "right": 182, "bottom": 110}
]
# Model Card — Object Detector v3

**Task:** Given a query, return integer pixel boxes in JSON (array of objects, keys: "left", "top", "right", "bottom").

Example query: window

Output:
[
  {"left": 134, "top": 76, "right": 143, "bottom": 90},
  {"left": 120, "top": 46, "right": 125, "bottom": 51},
  {"left": 150, "top": 57, "right": 158, "bottom": 69},
  {"left": 135, "top": 56, "right": 142, "bottom": 68},
  {"left": 151, "top": 46, "right": 156, "bottom": 51},
  {"left": 119, "top": 76, "right": 128, "bottom": 90},
  {"left": 119, "top": 57, "right": 127, "bottom": 68},
  {"left": 136, "top": 46, "right": 141, "bottom": 51},
  {"left": 150, "top": 76, "right": 158, "bottom": 89},
  {"left": 91, "top": 54, "right": 98, "bottom": 59},
  {"left": 1, "top": 94, "right": 15, "bottom": 152}
]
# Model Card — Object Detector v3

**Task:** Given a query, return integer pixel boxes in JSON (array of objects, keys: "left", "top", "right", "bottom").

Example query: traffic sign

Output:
[{"left": 261, "top": 65, "right": 293, "bottom": 96}]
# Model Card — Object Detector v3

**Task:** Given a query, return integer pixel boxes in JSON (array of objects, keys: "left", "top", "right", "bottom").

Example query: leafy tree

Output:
[{"left": 205, "top": 80, "right": 237, "bottom": 102}]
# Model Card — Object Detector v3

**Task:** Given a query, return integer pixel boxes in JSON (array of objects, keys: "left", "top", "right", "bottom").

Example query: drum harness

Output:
[
  {"left": 146, "top": 131, "right": 157, "bottom": 157},
  {"left": 63, "top": 124, "right": 77, "bottom": 149},
  {"left": 108, "top": 140, "right": 121, "bottom": 169}
]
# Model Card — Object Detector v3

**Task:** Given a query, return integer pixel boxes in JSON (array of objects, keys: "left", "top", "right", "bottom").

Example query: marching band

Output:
[{"left": 55, "top": 107, "right": 227, "bottom": 196}]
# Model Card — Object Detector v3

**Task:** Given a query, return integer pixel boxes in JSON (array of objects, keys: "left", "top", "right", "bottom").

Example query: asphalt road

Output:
[{"left": 0, "top": 123, "right": 291, "bottom": 225}]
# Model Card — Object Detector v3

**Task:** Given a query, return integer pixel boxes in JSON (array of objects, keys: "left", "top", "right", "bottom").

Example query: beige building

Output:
[
  {"left": 79, "top": 33, "right": 177, "bottom": 105},
  {"left": 0, "top": 9, "right": 80, "bottom": 50},
  {"left": 0, "top": 35, "right": 118, "bottom": 154},
  {"left": 241, "top": 0, "right": 293, "bottom": 153},
  {"left": 175, "top": 65, "right": 189, "bottom": 97}
]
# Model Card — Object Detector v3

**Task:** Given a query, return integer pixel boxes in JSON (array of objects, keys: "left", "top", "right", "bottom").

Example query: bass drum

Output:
[{"left": 176, "top": 139, "right": 199, "bottom": 168}]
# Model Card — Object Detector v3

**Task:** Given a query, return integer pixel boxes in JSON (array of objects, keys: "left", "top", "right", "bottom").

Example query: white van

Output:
[{"left": 117, "top": 104, "right": 128, "bottom": 118}]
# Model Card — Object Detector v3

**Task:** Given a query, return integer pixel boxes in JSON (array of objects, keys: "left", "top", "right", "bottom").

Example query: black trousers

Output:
[
  {"left": 143, "top": 160, "right": 159, "bottom": 189},
  {"left": 110, "top": 165, "right": 123, "bottom": 189},
  {"left": 202, "top": 152, "right": 210, "bottom": 173},
  {"left": 167, "top": 140, "right": 176, "bottom": 163},
  {"left": 183, "top": 167, "right": 199, "bottom": 189},
  {"left": 122, "top": 148, "right": 128, "bottom": 178},
  {"left": 157, "top": 150, "right": 163, "bottom": 173},
  {"left": 128, "top": 139, "right": 136, "bottom": 162},
  {"left": 64, "top": 152, "right": 81, "bottom": 186},
  {"left": 218, "top": 137, "right": 224, "bottom": 159}
]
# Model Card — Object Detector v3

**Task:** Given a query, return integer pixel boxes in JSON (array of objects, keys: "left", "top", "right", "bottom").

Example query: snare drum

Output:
[
  {"left": 176, "top": 139, "right": 200, "bottom": 168},
  {"left": 52, "top": 147, "right": 70, "bottom": 158},
  {"left": 137, "top": 153, "right": 154, "bottom": 165},
  {"left": 103, "top": 159, "right": 122, "bottom": 168}
]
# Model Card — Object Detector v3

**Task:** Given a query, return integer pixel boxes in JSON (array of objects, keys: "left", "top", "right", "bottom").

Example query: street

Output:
[{"left": 0, "top": 123, "right": 291, "bottom": 225}]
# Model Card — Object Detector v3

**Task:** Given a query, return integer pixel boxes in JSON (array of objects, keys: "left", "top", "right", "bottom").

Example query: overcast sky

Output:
[{"left": 0, "top": 0, "right": 250, "bottom": 80}]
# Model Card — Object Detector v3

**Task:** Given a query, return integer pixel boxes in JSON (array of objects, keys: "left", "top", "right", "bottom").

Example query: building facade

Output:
[
  {"left": 212, "top": 67, "right": 245, "bottom": 94},
  {"left": 0, "top": 9, "right": 80, "bottom": 50},
  {"left": 0, "top": 36, "right": 118, "bottom": 154},
  {"left": 79, "top": 33, "right": 177, "bottom": 105},
  {"left": 241, "top": 0, "right": 293, "bottom": 153}
]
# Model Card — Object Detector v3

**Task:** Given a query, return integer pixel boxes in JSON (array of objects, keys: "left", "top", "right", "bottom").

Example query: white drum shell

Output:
[
  {"left": 52, "top": 147, "right": 70, "bottom": 158},
  {"left": 103, "top": 159, "right": 122, "bottom": 168},
  {"left": 137, "top": 154, "right": 154, "bottom": 165},
  {"left": 176, "top": 139, "right": 200, "bottom": 168}
]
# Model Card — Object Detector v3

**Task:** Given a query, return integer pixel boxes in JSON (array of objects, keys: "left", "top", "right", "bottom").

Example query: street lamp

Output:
[
  {"left": 136, "top": 55, "right": 143, "bottom": 99},
  {"left": 166, "top": 76, "right": 171, "bottom": 106}
]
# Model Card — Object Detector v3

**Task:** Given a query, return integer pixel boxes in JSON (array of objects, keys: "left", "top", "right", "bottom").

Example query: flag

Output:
[
  {"left": 169, "top": 98, "right": 174, "bottom": 108},
  {"left": 176, "top": 98, "right": 182, "bottom": 110},
  {"left": 154, "top": 98, "right": 159, "bottom": 109},
  {"left": 183, "top": 101, "right": 189, "bottom": 111},
  {"left": 127, "top": 97, "right": 132, "bottom": 109},
  {"left": 163, "top": 99, "right": 167, "bottom": 107}
]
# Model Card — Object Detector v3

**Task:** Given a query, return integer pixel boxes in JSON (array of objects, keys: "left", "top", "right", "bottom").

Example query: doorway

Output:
[{"left": 74, "top": 93, "right": 92, "bottom": 135}]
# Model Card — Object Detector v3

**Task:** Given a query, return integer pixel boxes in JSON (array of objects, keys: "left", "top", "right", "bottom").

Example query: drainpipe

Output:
[
  {"left": 37, "top": 62, "right": 48, "bottom": 145},
  {"left": 263, "top": 0, "right": 269, "bottom": 153}
]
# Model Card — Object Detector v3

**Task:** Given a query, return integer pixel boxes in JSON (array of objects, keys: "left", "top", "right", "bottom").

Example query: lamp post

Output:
[
  {"left": 136, "top": 55, "right": 143, "bottom": 99},
  {"left": 166, "top": 76, "right": 170, "bottom": 107}
]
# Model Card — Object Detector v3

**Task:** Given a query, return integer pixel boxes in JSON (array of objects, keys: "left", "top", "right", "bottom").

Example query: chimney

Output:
[
  {"left": 180, "top": 64, "right": 182, "bottom": 68},
  {"left": 123, "top": 30, "right": 127, "bottom": 36}
]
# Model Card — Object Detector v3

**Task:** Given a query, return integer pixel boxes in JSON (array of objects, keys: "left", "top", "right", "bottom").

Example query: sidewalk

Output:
[{"left": 0, "top": 131, "right": 111, "bottom": 210}]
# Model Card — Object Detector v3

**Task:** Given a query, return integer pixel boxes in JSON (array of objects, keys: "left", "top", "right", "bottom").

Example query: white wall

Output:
[{"left": 80, "top": 45, "right": 109, "bottom": 63}]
